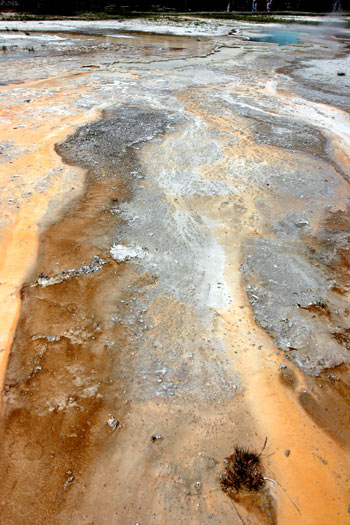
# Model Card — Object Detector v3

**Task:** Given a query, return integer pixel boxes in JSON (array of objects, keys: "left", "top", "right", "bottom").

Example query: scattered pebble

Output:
[
  {"left": 151, "top": 433, "right": 164, "bottom": 442},
  {"left": 64, "top": 471, "right": 74, "bottom": 489},
  {"left": 107, "top": 417, "right": 119, "bottom": 431}
]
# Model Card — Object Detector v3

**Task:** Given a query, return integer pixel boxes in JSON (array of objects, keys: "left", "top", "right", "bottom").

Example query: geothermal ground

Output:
[{"left": 0, "top": 14, "right": 349, "bottom": 525}]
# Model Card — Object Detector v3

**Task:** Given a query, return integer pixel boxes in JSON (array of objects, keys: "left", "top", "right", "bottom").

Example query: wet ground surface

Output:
[{"left": 0, "top": 15, "right": 349, "bottom": 525}]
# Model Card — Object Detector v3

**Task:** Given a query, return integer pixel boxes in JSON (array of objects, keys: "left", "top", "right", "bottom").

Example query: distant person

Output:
[
  {"left": 252, "top": 0, "right": 258, "bottom": 10},
  {"left": 267, "top": 0, "right": 272, "bottom": 11}
]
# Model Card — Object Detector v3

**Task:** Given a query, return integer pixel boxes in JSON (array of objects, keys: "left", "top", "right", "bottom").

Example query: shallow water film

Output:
[{"left": 0, "top": 14, "right": 349, "bottom": 525}]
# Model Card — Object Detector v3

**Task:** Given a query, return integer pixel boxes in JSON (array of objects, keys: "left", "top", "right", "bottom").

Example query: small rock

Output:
[
  {"left": 284, "top": 449, "right": 290, "bottom": 457},
  {"left": 151, "top": 433, "right": 164, "bottom": 442},
  {"left": 107, "top": 417, "right": 119, "bottom": 430},
  {"left": 64, "top": 473, "right": 74, "bottom": 489},
  {"left": 296, "top": 218, "right": 309, "bottom": 227}
]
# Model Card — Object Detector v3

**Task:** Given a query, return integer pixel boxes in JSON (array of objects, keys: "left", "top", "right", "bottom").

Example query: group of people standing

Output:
[{"left": 252, "top": 0, "right": 272, "bottom": 10}]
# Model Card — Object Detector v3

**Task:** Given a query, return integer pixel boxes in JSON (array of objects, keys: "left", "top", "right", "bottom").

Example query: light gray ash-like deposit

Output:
[
  {"left": 110, "top": 114, "right": 233, "bottom": 313},
  {"left": 110, "top": 287, "right": 240, "bottom": 403},
  {"left": 241, "top": 237, "right": 349, "bottom": 376},
  {"left": 220, "top": 93, "right": 328, "bottom": 157},
  {"left": 110, "top": 244, "right": 146, "bottom": 262},
  {"left": 0, "top": 140, "right": 27, "bottom": 164},
  {"left": 56, "top": 105, "right": 177, "bottom": 179}
]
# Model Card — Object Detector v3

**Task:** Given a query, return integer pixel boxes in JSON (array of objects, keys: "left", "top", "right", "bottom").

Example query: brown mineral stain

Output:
[
  {"left": 278, "top": 366, "right": 298, "bottom": 389},
  {"left": 300, "top": 364, "right": 350, "bottom": 448},
  {"left": 0, "top": 80, "right": 99, "bottom": 401},
  {"left": 0, "top": 138, "right": 136, "bottom": 523}
]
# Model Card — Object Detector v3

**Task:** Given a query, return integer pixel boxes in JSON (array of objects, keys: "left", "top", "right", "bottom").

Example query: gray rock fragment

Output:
[
  {"left": 107, "top": 417, "right": 119, "bottom": 431},
  {"left": 151, "top": 433, "right": 164, "bottom": 442}
]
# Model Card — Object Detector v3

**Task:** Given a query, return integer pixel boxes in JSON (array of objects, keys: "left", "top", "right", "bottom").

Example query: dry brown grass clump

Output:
[{"left": 220, "top": 446, "right": 265, "bottom": 496}]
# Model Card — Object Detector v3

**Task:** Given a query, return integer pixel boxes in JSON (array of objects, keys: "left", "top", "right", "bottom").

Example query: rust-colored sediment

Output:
[
  {"left": 0, "top": 165, "right": 138, "bottom": 522},
  {"left": 0, "top": 79, "right": 98, "bottom": 393}
]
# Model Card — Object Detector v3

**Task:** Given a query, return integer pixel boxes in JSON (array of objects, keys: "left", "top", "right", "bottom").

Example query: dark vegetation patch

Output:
[
  {"left": 220, "top": 446, "right": 265, "bottom": 494},
  {"left": 220, "top": 440, "right": 276, "bottom": 523},
  {"left": 187, "top": 13, "right": 320, "bottom": 24},
  {"left": 0, "top": 11, "right": 321, "bottom": 24}
]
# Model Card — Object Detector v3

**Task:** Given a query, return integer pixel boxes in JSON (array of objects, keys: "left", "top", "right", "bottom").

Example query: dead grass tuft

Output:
[{"left": 220, "top": 446, "right": 265, "bottom": 496}]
